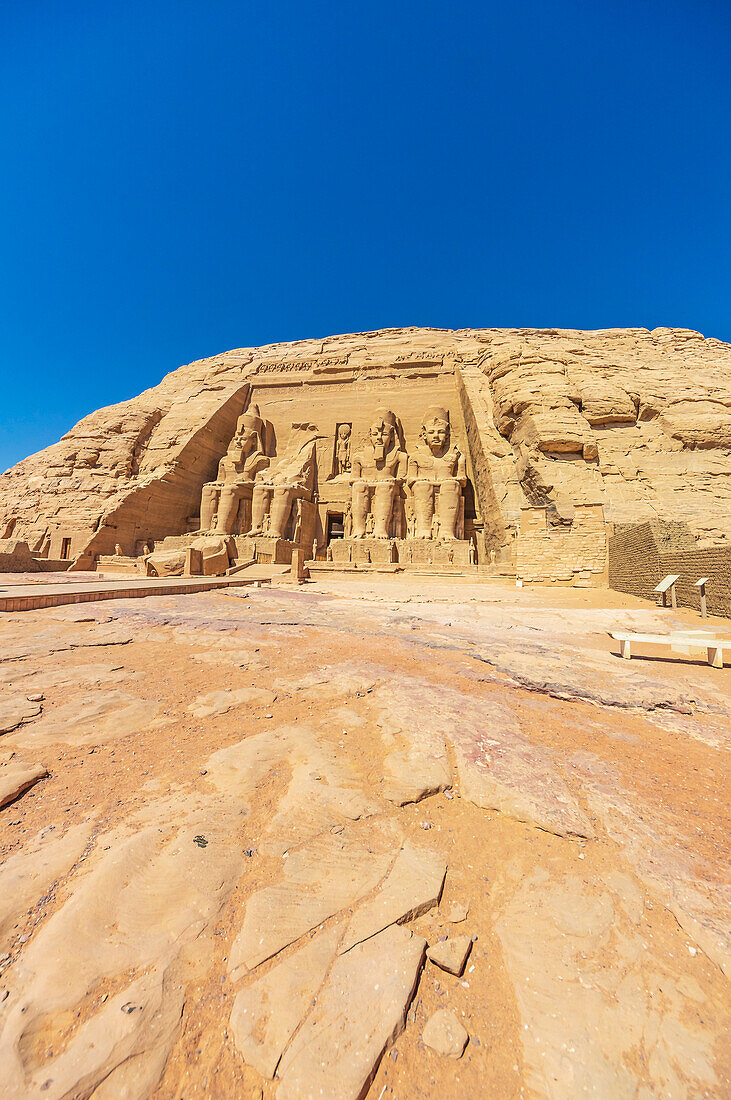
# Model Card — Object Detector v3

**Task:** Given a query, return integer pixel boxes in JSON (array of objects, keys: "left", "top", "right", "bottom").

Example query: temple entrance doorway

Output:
[{"left": 326, "top": 512, "right": 344, "bottom": 545}]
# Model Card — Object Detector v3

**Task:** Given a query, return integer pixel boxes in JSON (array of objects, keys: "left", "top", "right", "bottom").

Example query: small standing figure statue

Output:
[
  {"left": 468, "top": 539, "right": 476, "bottom": 565},
  {"left": 335, "top": 424, "right": 352, "bottom": 476},
  {"left": 114, "top": 543, "right": 123, "bottom": 557}
]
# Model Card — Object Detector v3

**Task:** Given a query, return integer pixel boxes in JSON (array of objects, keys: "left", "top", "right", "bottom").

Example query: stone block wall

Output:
[
  {"left": 607, "top": 523, "right": 662, "bottom": 602},
  {"left": 516, "top": 504, "right": 608, "bottom": 585},
  {"left": 609, "top": 521, "right": 731, "bottom": 618}
]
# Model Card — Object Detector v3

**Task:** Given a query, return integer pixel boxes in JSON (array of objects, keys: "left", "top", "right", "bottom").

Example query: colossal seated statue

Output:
[
  {"left": 350, "top": 409, "right": 408, "bottom": 539},
  {"left": 407, "top": 406, "right": 466, "bottom": 540},
  {"left": 200, "top": 405, "right": 270, "bottom": 534},
  {"left": 247, "top": 435, "right": 317, "bottom": 540}
]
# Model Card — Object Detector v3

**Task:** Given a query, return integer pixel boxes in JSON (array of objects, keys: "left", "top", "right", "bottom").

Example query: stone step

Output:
[{"left": 96, "top": 556, "right": 143, "bottom": 576}]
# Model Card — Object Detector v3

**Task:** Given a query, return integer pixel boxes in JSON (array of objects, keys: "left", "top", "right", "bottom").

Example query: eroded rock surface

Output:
[
  {"left": 0, "top": 758, "right": 47, "bottom": 810},
  {"left": 0, "top": 697, "right": 42, "bottom": 736},
  {"left": 229, "top": 822, "right": 400, "bottom": 974},
  {"left": 276, "top": 925, "right": 426, "bottom": 1100},
  {"left": 230, "top": 925, "right": 341, "bottom": 1079},
  {"left": 0, "top": 578, "right": 727, "bottom": 1099}
]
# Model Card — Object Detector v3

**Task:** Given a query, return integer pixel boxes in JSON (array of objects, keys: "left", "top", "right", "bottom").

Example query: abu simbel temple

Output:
[
  {"left": 2, "top": 326, "right": 731, "bottom": 609},
  {"left": 1, "top": 328, "right": 730, "bottom": 1100}
]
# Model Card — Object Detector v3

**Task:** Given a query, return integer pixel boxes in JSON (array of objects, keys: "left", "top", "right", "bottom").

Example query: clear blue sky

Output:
[{"left": 2, "top": 0, "right": 730, "bottom": 472}]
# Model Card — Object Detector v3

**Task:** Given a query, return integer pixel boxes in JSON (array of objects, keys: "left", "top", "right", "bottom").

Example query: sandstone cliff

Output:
[{"left": 2, "top": 326, "right": 730, "bottom": 566}]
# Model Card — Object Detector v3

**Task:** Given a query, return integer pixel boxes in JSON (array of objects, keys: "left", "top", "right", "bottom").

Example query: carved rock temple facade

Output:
[{"left": 2, "top": 326, "right": 731, "bottom": 587}]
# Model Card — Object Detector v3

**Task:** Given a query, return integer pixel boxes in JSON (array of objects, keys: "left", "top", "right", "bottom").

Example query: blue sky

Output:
[{"left": 2, "top": 0, "right": 730, "bottom": 472}]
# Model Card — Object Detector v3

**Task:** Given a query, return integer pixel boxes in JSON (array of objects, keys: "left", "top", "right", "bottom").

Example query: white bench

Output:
[{"left": 610, "top": 631, "right": 729, "bottom": 668}]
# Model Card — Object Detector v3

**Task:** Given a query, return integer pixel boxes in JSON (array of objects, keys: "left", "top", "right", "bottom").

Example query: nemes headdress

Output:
[
  {"left": 239, "top": 403, "right": 264, "bottom": 432},
  {"left": 422, "top": 406, "right": 450, "bottom": 427},
  {"left": 236, "top": 404, "right": 268, "bottom": 453},
  {"left": 373, "top": 407, "right": 398, "bottom": 428}
]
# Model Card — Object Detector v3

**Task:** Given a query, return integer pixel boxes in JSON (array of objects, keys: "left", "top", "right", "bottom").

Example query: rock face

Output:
[
  {"left": 2, "top": 327, "right": 731, "bottom": 582},
  {"left": 0, "top": 540, "right": 39, "bottom": 572}
]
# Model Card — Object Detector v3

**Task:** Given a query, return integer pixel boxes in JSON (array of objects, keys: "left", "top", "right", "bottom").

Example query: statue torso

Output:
[
  {"left": 410, "top": 444, "right": 461, "bottom": 481},
  {"left": 354, "top": 443, "right": 406, "bottom": 481}
]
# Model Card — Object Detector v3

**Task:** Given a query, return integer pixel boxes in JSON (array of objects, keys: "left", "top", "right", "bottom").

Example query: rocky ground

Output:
[{"left": 0, "top": 575, "right": 729, "bottom": 1099}]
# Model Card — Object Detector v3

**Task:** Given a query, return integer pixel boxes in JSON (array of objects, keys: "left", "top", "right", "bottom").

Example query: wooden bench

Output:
[{"left": 609, "top": 631, "right": 729, "bottom": 668}]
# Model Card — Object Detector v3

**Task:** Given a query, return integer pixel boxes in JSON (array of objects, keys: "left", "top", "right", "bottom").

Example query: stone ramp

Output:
[{"left": 0, "top": 566, "right": 288, "bottom": 612}]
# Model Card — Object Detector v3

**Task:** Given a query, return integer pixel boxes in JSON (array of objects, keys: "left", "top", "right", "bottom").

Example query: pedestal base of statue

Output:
[
  {"left": 398, "top": 538, "right": 471, "bottom": 567},
  {"left": 234, "top": 534, "right": 299, "bottom": 565},
  {"left": 330, "top": 538, "right": 398, "bottom": 565}
]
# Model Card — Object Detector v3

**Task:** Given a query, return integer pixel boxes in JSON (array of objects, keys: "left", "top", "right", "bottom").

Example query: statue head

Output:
[
  {"left": 369, "top": 408, "right": 397, "bottom": 460},
  {"left": 337, "top": 423, "right": 351, "bottom": 441},
  {"left": 421, "top": 407, "right": 450, "bottom": 455},
  {"left": 236, "top": 404, "right": 266, "bottom": 455}
]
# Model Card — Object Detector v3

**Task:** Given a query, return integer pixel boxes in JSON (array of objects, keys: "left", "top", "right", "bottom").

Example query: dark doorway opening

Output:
[
  {"left": 326, "top": 512, "right": 344, "bottom": 543},
  {"left": 60, "top": 538, "right": 72, "bottom": 560}
]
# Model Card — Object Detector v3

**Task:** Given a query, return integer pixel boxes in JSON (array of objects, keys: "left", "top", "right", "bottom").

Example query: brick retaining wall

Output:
[{"left": 609, "top": 522, "right": 731, "bottom": 618}]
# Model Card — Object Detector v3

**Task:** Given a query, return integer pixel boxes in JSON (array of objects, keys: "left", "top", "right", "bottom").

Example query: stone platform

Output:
[
  {"left": 0, "top": 567, "right": 285, "bottom": 613},
  {"left": 307, "top": 560, "right": 508, "bottom": 580},
  {"left": 329, "top": 537, "right": 473, "bottom": 567}
]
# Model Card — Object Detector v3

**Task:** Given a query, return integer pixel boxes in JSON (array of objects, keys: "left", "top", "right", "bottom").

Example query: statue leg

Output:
[
  {"left": 351, "top": 481, "right": 369, "bottom": 538},
  {"left": 436, "top": 479, "right": 461, "bottom": 539},
  {"left": 216, "top": 486, "right": 241, "bottom": 534},
  {"left": 269, "top": 487, "right": 296, "bottom": 539},
  {"left": 372, "top": 480, "right": 396, "bottom": 539},
  {"left": 412, "top": 480, "right": 434, "bottom": 539},
  {"left": 250, "top": 486, "right": 272, "bottom": 534},
  {"left": 200, "top": 484, "right": 219, "bottom": 531}
]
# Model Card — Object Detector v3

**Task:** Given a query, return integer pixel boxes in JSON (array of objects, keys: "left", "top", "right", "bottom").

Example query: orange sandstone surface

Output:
[{"left": 0, "top": 575, "right": 728, "bottom": 1099}]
